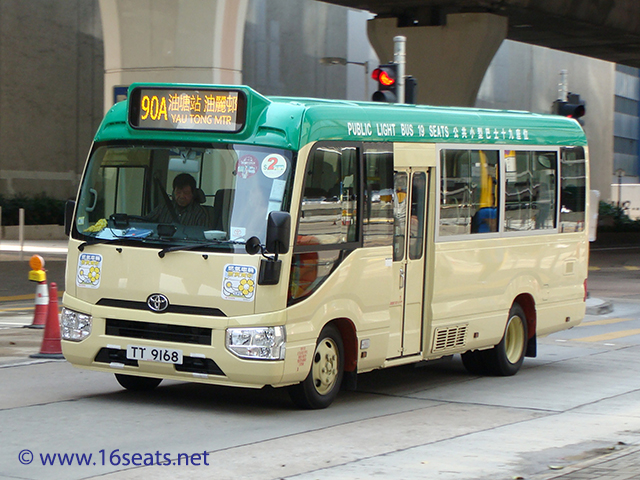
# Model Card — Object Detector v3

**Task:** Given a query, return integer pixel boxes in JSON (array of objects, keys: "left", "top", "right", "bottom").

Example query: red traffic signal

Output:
[
  {"left": 372, "top": 64, "right": 397, "bottom": 103},
  {"left": 372, "top": 67, "right": 396, "bottom": 87}
]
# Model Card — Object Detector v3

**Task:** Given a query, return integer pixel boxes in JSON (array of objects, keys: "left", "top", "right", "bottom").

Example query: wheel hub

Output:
[{"left": 313, "top": 340, "right": 338, "bottom": 394}]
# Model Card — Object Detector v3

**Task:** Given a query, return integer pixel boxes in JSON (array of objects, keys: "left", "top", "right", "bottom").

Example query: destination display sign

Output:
[{"left": 128, "top": 87, "right": 246, "bottom": 132}]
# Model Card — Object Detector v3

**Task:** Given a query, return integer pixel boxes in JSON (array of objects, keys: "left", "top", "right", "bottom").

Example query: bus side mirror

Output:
[
  {"left": 64, "top": 200, "right": 76, "bottom": 237},
  {"left": 266, "top": 211, "right": 291, "bottom": 255}
]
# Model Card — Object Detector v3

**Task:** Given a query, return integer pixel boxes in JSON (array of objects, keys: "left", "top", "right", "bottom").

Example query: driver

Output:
[{"left": 146, "top": 173, "right": 208, "bottom": 226}]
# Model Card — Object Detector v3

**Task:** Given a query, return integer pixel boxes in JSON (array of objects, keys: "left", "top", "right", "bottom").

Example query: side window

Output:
[
  {"left": 393, "top": 172, "right": 408, "bottom": 261},
  {"left": 290, "top": 144, "right": 359, "bottom": 303},
  {"left": 439, "top": 149, "right": 499, "bottom": 236},
  {"left": 363, "top": 144, "right": 394, "bottom": 247},
  {"left": 297, "top": 145, "right": 359, "bottom": 245},
  {"left": 409, "top": 172, "right": 427, "bottom": 260},
  {"left": 560, "top": 147, "right": 586, "bottom": 232},
  {"left": 504, "top": 150, "right": 557, "bottom": 231}
]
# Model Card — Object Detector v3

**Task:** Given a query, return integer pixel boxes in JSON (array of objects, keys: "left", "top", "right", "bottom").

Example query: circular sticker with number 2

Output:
[{"left": 261, "top": 154, "right": 287, "bottom": 179}]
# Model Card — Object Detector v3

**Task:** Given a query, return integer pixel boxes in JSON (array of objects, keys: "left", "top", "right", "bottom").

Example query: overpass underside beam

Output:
[{"left": 368, "top": 13, "right": 507, "bottom": 107}]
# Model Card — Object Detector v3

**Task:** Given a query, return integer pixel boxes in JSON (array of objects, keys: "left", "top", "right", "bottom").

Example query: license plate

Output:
[{"left": 126, "top": 345, "right": 183, "bottom": 364}]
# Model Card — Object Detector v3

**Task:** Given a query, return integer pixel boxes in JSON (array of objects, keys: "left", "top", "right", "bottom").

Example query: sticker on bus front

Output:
[
  {"left": 261, "top": 154, "right": 287, "bottom": 179},
  {"left": 236, "top": 154, "right": 258, "bottom": 179},
  {"left": 222, "top": 264, "right": 257, "bottom": 302},
  {"left": 77, "top": 253, "right": 103, "bottom": 289}
]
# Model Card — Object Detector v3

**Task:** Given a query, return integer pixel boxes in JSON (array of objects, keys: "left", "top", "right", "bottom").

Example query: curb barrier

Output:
[
  {"left": 26, "top": 280, "right": 49, "bottom": 329},
  {"left": 30, "top": 282, "right": 64, "bottom": 359}
]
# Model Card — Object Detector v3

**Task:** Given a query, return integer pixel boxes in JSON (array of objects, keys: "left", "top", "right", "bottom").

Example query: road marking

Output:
[
  {"left": 578, "top": 318, "right": 634, "bottom": 327},
  {"left": 588, "top": 266, "right": 601, "bottom": 271},
  {"left": 0, "top": 294, "right": 36, "bottom": 302},
  {"left": 624, "top": 266, "right": 640, "bottom": 271},
  {"left": 0, "top": 307, "right": 33, "bottom": 312},
  {"left": 574, "top": 328, "right": 640, "bottom": 343},
  {"left": 0, "top": 291, "right": 64, "bottom": 302}
]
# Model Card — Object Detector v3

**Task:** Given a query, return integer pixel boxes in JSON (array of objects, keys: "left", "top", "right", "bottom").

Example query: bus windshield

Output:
[{"left": 74, "top": 143, "right": 294, "bottom": 251}]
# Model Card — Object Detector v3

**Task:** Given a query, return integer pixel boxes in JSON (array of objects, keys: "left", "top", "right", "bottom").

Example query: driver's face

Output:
[{"left": 173, "top": 185, "right": 194, "bottom": 208}]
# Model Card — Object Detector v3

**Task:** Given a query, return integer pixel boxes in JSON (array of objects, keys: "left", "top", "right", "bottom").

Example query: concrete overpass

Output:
[
  {"left": 319, "top": 0, "right": 640, "bottom": 106},
  {"left": 323, "top": 0, "right": 640, "bottom": 67}
]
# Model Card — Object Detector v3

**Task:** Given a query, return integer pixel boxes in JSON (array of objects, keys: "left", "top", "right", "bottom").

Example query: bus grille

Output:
[
  {"left": 105, "top": 319, "right": 212, "bottom": 345},
  {"left": 433, "top": 325, "right": 468, "bottom": 351}
]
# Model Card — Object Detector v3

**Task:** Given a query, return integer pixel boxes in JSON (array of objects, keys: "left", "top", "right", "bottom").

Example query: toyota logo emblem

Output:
[{"left": 147, "top": 294, "right": 169, "bottom": 313}]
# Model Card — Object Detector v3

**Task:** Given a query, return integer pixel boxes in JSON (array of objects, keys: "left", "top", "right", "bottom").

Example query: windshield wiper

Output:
[
  {"left": 158, "top": 240, "right": 245, "bottom": 258},
  {"left": 78, "top": 232, "right": 159, "bottom": 251},
  {"left": 78, "top": 237, "right": 128, "bottom": 251}
]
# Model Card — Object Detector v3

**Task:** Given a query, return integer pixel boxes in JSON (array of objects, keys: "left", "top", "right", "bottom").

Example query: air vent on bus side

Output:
[{"left": 432, "top": 325, "right": 468, "bottom": 352}]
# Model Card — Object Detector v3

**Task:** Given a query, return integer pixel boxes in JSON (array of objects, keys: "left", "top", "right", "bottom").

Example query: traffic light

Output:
[
  {"left": 552, "top": 93, "right": 586, "bottom": 119},
  {"left": 371, "top": 64, "right": 397, "bottom": 103},
  {"left": 405, "top": 76, "right": 417, "bottom": 104}
]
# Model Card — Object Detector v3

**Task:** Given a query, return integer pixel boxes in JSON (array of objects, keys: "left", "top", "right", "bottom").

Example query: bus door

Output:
[{"left": 388, "top": 169, "right": 429, "bottom": 358}]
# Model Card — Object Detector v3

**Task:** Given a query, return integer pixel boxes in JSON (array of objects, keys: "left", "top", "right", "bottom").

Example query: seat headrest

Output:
[{"left": 194, "top": 188, "right": 206, "bottom": 204}]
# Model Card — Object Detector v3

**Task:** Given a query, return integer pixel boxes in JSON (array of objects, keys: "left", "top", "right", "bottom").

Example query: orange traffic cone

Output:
[
  {"left": 30, "top": 282, "right": 64, "bottom": 359},
  {"left": 26, "top": 280, "right": 49, "bottom": 329}
]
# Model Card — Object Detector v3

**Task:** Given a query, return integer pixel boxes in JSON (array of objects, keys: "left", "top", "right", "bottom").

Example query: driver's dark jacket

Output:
[{"left": 145, "top": 201, "right": 208, "bottom": 226}]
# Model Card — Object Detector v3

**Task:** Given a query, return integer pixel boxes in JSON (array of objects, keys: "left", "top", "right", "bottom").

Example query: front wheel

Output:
[
  {"left": 289, "top": 324, "right": 344, "bottom": 409},
  {"left": 115, "top": 373, "right": 162, "bottom": 391}
]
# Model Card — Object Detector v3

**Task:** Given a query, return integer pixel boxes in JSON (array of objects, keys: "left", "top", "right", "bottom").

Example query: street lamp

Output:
[{"left": 319, "top": 57, "right": 369, "bottom": 100}]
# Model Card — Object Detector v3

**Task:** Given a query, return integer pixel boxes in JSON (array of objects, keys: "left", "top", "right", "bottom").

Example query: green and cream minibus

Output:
[{"left": 62, "top": 84, "right": 589, "bottom": 408}]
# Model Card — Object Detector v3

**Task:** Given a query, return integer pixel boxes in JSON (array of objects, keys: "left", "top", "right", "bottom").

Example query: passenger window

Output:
[
  {"left": 560, "top": 147, "right": 586, "bottom": 232},
  {"left": 297, "top": 145, "right": 359, "bottom": 245},
  {"left": 363, "top": 144, "right": 394, "bottom": 247},
  {"left": 393, "top": 172, "right": 408, "bottom": 261},
  {"left": 439, "top": 149, "right": 499, "bottom": 236},
  {"left": 409, "top": 172, "right": 427, "bottom": 260},
  {"left": 504, "top": 150, "right": 557, "bottom": 231}
]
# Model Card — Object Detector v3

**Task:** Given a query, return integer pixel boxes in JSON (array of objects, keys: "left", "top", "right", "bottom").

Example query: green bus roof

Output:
[{"left": 93, "top": 83, "right": 588, "bottom": 151}]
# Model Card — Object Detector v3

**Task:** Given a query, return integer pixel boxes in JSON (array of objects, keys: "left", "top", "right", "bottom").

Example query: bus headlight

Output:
[
  {"left": 60, "top": 308, "right": 92, "bottom": 342},
  {"left": 226, "top": 326, "right": 285, "bottom": 360}
]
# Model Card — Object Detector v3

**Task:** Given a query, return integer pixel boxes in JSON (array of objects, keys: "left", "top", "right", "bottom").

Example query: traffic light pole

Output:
[
  {"left": 394, "top": 36, "right": 406, "bottom": 104},
  {"left": 551, "top": 69, "right": 586, "bottom": 119},
  {"left": 558, "top": 69, "right": 568, "bottom": 102}
]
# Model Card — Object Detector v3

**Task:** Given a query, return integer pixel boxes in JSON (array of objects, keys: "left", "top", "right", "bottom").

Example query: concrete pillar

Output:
[
  {"left": 99, "top": 0, "right": 247, "bottom": 113},
  {"left": 368, "top": 13, "right": 507, "bottom": 107}
]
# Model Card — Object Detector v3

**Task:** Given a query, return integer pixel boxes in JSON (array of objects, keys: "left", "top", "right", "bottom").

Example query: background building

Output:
[{"left": 0, "top": 0, "right": 103, "bottom": 199}]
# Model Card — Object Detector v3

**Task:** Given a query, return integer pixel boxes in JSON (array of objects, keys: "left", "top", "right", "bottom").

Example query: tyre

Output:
[
  {"left": 115, "top": 373, "right": 162, "bottom": 391},
  {"left": 484, "top": 303, "right": 528, "bottom": 376},
  {"left": 461, "top": 349, "right": 490, "bottom": 375},
  {"left": 289, "top": 324, "right": 344, "bottom": 409}
]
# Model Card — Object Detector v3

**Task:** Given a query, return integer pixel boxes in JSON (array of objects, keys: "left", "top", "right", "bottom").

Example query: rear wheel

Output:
[
  {"left": 484, "top": 303, "right": 528, "bottom": 376},
  {"left": 461, "top": 303, "right": 528, "bottom": 377},
  {"left": 289, "top": 324, "right": 344, "bottom": 409},
  {"left": 115, "top": 373, "right": 162, "bottom": 391},
  {"left": 461, "top": 349, "right": 490, "bottom": 375}
]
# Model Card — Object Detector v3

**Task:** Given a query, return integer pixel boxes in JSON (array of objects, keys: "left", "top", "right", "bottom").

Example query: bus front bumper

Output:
[{"left": 60, "top": 311, "right": 313, "bottom": 390}]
